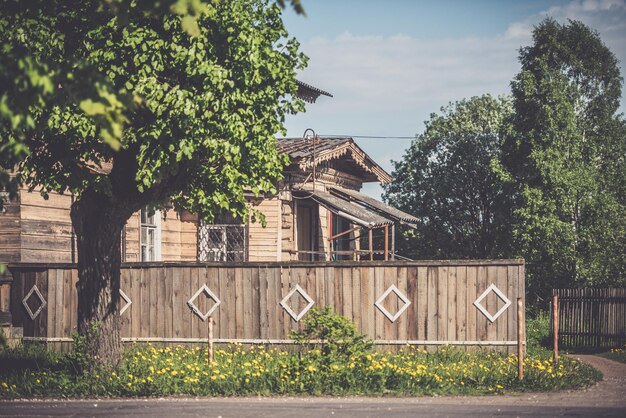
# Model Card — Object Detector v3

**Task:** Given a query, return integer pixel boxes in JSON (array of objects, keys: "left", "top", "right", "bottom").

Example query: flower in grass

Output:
[
  {"left": 2, "top": 382, "right": 8, "bottom": 389},
  {"left": 171, "top": 370, "right": 178, "bottom": 376}
]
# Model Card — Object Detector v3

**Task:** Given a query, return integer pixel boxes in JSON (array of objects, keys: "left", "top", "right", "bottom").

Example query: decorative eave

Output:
[
  {"left": 296, "top": 139, "right": 392, "bottom": 184},
  {"left": 295, "top": 80, "right": 333, "bottom": 103}
]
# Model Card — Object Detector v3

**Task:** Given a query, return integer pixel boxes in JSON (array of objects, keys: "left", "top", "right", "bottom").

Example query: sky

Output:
[{"left": 279, "top": 0, "right": 626, "bottom": 199}]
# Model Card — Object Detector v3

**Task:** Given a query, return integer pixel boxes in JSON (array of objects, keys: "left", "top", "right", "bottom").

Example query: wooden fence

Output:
[
  {"left": 553, "top": 288, "right": 626, "bottom": 350},
  {"left": 9, "top": 260, "right": 525, "bottom": 351}
]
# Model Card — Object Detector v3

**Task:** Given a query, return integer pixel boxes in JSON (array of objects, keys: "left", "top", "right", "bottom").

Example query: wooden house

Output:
[{"left": 0, "top": 136, "right": 417, "bottom": 267}]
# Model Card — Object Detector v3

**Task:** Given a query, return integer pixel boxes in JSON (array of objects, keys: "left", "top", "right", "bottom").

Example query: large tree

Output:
[
  {"left": 383, "top": 95, "right": 513, "bottom": 260},
  {"left": 0, "top": 0, "right": 306, "bottom": 366},
  {"left": 502, "top": 18, "right": 626, "bottom": 302}
]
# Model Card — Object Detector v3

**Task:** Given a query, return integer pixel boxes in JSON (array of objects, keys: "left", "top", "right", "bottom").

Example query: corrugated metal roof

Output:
[
  {"left": 329, "top": 186, "right": 419, "bottom": 227},
  {"left": 294, "top": 190, "right": 391, "bottom": 228}
]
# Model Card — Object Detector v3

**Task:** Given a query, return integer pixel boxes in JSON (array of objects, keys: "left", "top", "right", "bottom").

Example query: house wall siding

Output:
[
  {"left": 19, "top": 187, "right": 73, "bottom": 263},
  {"left": 7, "top": 189, "right": 200, "bottom": 264},
  {"left": 0, "top": 194, "right": 21, "bottom": 266},
  {"left": 248, "top": 197, "right": 280, "bottom": 261}
]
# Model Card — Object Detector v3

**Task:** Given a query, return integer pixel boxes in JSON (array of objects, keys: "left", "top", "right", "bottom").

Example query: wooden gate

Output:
[{"left": 553, "top": 288, "right": 626, "bottom": 350}]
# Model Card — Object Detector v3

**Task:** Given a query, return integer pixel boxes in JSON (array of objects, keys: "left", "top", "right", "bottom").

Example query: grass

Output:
[
  {"left": 600, "top": 345, "right": 626, "bottom": 364},
  {"left": 0, "top": 342, "right": 601, "bottom": 398},
  {"left": 0, "top": 308, "right": 602, "bottom": 398}
]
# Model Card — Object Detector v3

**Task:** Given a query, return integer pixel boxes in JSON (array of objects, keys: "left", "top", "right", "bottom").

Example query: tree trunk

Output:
[{"left": 70, "top": 189, "right": 132, "bottom": 369}]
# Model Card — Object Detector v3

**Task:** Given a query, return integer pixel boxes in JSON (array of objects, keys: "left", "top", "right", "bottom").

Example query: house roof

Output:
[
  {"left": 293, "top": 186, "right": 418, "bottom": 229},
  {"left": 329, "top": 186, "right": 418, "bottom": 227},
  {"left": 293, "top": 189, "right": 391, "bottom": 228},
  {"left": 295, "top": 80, "right": 333, "bottom": 103},
  {"left": 277, "top": 137, "right": 392, "bottom": 184}
]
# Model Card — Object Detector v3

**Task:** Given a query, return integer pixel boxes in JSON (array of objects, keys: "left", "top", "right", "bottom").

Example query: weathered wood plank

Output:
[
  {"left": 258, "top": 266, "right": 269, "bottom": 339},
  {"left": 374, "top": 266, "right": 384, "bottom": 340},
  {"left": 437, "top": 266, "right": 448, "bottom": 342},
  {"left": 227, "top": 267, "right": 237, "bottom": 339},
  {"left": 416, "top": 267, "right": 428, "bottom": 344},
  {"left": 235, "top": 267, "right": 245, "bottom": 339},
  {"left": 426, "top": 267, "right": 437, "bottom": 347},
  {"left": 352, "top": 266, "right": 361, "bottom": 332},
  {"left": 164, "top": 267, "right": 174, "bottom": 339},
  {"left": 447, "top": 266, "right": 457, "bottom": 342},
  {"left": 250, "top": 267, "right": 261, "bottom": 339},
  {"left": 485, "top": 266, "right": 497, "bottom": 342}
]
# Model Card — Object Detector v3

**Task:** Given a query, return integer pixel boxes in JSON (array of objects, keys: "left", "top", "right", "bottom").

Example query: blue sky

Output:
[{"left": 279, "top": 0, "right": 626, "bottom": 198}]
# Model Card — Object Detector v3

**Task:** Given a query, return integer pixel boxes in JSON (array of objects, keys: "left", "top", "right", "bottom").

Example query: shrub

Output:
[
  {"left": 0, "top": 329, "right": 7, "bottom": 349},
  {"left": 291, "top": 306, "right": 373, "bottom": 359},
  {"left": 526, "top": 311, "right": 551, "bottom": 354}
]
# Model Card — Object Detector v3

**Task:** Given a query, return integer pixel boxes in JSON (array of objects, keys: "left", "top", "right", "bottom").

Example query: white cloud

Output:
[{"left": 286, "top": 1, "right": 626, "bottom": 199}]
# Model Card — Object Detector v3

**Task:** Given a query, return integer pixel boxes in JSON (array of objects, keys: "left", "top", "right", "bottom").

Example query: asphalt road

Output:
[
  {"left": 1, "top": 355, "right": 624, "bottom": 418},
  {"left": 0, "top": 397, "right": 624, "bottom": 418}
]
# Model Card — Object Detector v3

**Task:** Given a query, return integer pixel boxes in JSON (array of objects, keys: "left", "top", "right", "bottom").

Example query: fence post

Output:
[
  {"left": 208, "top": 316, "right": 214, "bottom": 365},
  {"left": 553, "top": 295, "right": 559, "bottom": 365},
  {"left": 517, "top": 297, "right": 524, "bottom": 381}
]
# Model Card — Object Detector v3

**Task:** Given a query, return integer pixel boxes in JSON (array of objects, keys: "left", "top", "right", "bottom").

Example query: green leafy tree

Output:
[
  {"left": 383, "top": 95, "right": 513, "bottom": 259},
  {"left": 0, "top": 0, "right": 307, "bottom": 367},
  {"left": 0, "top": 0, "right": 305, "bottom": 203},
  {"left": 502, "top": 18, "right": 626, "bottom": 302}
]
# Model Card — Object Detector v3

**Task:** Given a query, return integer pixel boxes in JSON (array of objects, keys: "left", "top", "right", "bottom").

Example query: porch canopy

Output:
[{"left": 293, "top": 186, "right": 418, "bottom": 260}]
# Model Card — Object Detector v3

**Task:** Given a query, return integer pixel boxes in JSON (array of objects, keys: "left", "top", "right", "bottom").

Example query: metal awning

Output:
[
  {"left": 328, "top": 186, "right": 419, "bottom": 227},
  {"left": 293, "top": 187, "right": 418, "bottom": 229},
  {"left": 293, "top": 190, "right": 391, "bottom": 228}
]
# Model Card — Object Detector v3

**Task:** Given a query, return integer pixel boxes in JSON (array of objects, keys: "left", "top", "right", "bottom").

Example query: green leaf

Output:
[
  {"left": 79, "top": 99, "right": 107, "bottom": 116},
  {"left": 181, "top": 16, "right": 200, "bottom": 37}
]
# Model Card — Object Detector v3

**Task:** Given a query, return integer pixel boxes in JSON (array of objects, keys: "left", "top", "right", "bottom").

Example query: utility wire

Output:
[{"left": 322, "top": 134, "right": 416, "bottom": 140}]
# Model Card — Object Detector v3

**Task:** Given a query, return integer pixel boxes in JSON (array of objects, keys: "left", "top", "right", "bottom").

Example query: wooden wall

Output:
[
  {"left": 248, "top": 197, "right": 281, "bottom": 262},
  {"left": 0, "top": 194, "right": 21, "bottom": 276},
  {"left": 3, "top": 188, "right": 200, "bottom": 264},
  {"left": 124, "top": 209, "right": 198, "bottom": 262},
  {"left": 9, "top": 260, "right": 525, "bottom": 351}
]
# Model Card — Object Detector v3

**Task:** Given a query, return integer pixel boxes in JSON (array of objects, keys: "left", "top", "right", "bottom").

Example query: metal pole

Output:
[
  {"left": 208, "top": 316, "right": 214, "bottom": 365},
  {"left": 313, "top": 134, "right": 317, "bottom": 191},
  {"left": 517, "top": 298, "right": 524, "bottom": 381},
  {"left": 553, "top": 295, "right": 559, "bottom": 365}
]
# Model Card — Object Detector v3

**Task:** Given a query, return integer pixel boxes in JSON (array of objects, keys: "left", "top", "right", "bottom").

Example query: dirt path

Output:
[{"left": 425, "top": 354, "right": 626, "bottom": 408}]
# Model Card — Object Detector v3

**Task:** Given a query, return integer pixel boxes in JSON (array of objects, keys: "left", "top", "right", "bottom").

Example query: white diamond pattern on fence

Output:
[
  {"left": 22, "top": 284, "right": 47, "bottom": 320},
  {"left": 119, "top": 289, "right": 132, "bottom": 315},
  {"left": 280, "top": 284, "right": 314, "bottom": 322},
  {"left": 473, "top": 283, "right": 511, "bottom": 323},
  {"left": 187, "top": 284, "right": 221, "bottom": 321},
  {"left": 375, "top": 284, "right": 411, "bottom": 323}
]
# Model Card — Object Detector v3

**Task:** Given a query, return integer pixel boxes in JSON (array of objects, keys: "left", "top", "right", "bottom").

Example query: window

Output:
[
  {"left": 332, "top": 214, "right": 353, "bottom": 260},
  {"left": 296, "top": 201, "right": 319, "bottom": 261},
  {"left": 198, "top": 212, "right": 247, "bottom": 262},
  {"left": 140, "top": 207, "right": 160, "bottom": 261}
]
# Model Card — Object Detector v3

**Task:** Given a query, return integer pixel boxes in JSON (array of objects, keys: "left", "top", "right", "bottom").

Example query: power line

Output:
[{"left": 322, "top": 134, "right": 416, "bottom": 140}]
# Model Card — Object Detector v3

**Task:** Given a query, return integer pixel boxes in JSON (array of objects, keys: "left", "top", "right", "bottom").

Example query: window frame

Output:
[{"left": 140, "top": 207, "right": 161, "bottom": 262}]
